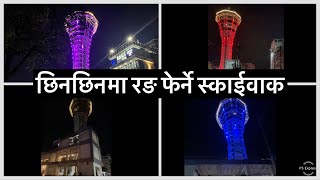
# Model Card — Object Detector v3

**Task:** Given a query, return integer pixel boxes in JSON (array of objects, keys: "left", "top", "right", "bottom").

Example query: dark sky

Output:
[
  {"left": 208, "top": 5, "right": 284, "bottom": 69},
  {"left": 40, "top": 97, "right": 112, "bottom": 156},
  {"left": 184, "top": 98, "right": 277, "bottom": 161},
  {"left": 9, "top": 4, "right": 158, "bottom": 81},
  {"left": 84, "top": 5, "right": 159, "bottom": 68}
]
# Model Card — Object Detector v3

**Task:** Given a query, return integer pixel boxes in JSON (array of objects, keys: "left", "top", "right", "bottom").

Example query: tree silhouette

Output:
[{"left": 4, "top": 5, "right": 70, "bottom": 81}]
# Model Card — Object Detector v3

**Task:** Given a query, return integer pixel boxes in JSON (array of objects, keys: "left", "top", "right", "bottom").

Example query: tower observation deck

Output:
[
  {"left": 216, "top": 98, "right": 249, "bottom": 160},
  {"left": 215, "top": 10, "right": 241, "bottom": 69},
  {"left": 69, "top": 98, "right": 93, "bottom": 132}
]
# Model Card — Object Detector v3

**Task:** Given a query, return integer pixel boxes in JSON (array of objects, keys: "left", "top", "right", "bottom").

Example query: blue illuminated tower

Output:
[{"left": 216, "top": 98, "right": 249, "bottom": 160}]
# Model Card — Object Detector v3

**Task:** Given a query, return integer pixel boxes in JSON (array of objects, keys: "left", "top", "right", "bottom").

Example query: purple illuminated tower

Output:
[{"left": 65, "top": 11, "right": 99, "bottom": 69}]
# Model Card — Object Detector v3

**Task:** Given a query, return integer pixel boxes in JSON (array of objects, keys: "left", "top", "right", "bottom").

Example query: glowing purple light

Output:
[{"left": 65, "top": 11, "right": 99, "bottom": 69}]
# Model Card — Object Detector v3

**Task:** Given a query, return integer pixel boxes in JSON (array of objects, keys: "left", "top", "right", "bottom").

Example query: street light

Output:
[
  {"left": 127, "top": 36, "right": 133, "bottom": 42},
  {"left": 109, "top": 49, "right": 115, "bottom": 54}
]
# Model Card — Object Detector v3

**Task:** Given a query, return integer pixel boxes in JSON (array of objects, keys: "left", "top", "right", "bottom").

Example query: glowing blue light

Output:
[
  {"left": 216, "top": 98, "right": 249, "bottom": 160},
  {"left": 111, "top": 59, "right": 116, "bottom": 66}
]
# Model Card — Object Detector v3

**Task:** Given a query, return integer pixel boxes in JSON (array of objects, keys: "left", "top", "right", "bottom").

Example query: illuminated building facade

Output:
[
  {"left": 216, "top": 98, "right": 249, "bottom": 160},
  {"left": 224, "top": 59, "right": 240, "bottom": 69},
  {"left": 224, "top": 61, "right": 256, "bottom": 69},
  {"left": 184, "top": 159, "right": 274, "bottom": 176},
  {"left": 208, "top": 61, "right": 255, "bottom": 70},
  {"left": 65, "top": 11, "right": 99, "bottom": 69},
  {"left": 270, "top": 39, "right": 284, "bottom": 69},
  {"left": 108, "top": 39, "right": 158, "bottom": 69},
  {"left": 101, "top": 155, "right": 112, "bottom": 176},
  {"left": 41, "top": 99, "right": 103, "bottom": 176},
  {"left": 215, "top": 10, "right": 241, "bottom": 69}
]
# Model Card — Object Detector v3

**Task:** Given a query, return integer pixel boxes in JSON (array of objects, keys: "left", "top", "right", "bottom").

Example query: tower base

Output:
[{"left": 185, "top": 159, "right": 275, "bottom": 176}]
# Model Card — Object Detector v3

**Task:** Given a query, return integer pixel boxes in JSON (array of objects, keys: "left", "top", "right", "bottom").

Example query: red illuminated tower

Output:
[{"left": 215, "top": 9, "right": 241, "bottom": 69}]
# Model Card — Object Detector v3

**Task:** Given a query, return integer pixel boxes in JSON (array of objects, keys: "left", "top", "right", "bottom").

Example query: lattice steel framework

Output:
[
  {"left": 65, "top": 11, "right": 98, "bottom": 69},
  {"left": 215, "top": 10, "right": 241, "bottom": 69},
  {"left": 216, "top": 98, "right": 249, "bottom": 160}
]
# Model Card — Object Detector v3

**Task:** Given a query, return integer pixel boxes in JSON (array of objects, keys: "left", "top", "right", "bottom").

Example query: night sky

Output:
[
  {"left": 184, "top": 98, "right": 277, "bottom": 161},
  {"left": 40, "top": 97, "right": 112, "bottom": 156},
  {"left": 8, "top": 4, "right": 158, "bottom": 81},
  {"left": 208, "top": 5, "right": 284, "bottom": 69}
]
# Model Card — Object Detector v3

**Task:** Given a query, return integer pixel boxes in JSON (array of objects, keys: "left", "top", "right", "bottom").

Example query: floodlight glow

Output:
[{"left": 127, "top": 36, "right": 133, "bottom": 42}]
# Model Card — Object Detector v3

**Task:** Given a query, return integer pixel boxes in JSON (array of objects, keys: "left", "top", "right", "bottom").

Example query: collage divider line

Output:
[
  {"left": 158, "top": 98, "right": 162, "bottom": 176},
  {"left": 3, "top": 82, "right": 33, "bottom": 86},
  {"left": 316, "top": 3, "right": 320, "bottom": 177},
  {"left": 158, "top": 3, "right": 162, "bottom": 176},
  {"left": 287, "top": 82, "right": 317, "bottom": 86}
]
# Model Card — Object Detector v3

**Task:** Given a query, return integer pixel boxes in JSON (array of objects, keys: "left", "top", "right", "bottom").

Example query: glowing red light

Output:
[{"left": 215, "top": 10, "right": 241, "bottom": 69}]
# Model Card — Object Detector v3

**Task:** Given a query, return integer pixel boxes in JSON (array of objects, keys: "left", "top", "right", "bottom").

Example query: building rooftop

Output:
[{"left": 108, "top": 39, "right": 158, "bottom": 60}]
